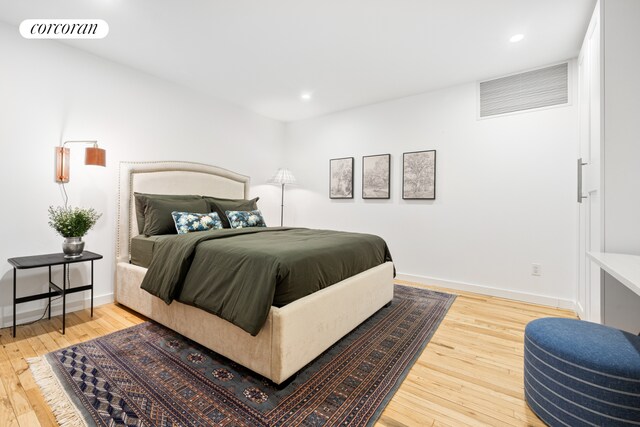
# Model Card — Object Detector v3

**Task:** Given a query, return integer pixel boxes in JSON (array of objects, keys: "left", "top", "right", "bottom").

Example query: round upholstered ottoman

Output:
[{"left": 524, "top": 318, "right": 640, "bottom": 426}]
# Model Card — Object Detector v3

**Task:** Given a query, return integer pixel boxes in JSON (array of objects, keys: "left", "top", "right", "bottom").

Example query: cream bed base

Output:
[{"left": 115, "top": 161, "right": 394, "bottom": 384}]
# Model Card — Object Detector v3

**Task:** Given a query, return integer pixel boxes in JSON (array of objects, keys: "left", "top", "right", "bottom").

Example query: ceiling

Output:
[{"left": 0, "top": 0, "right": 596, "bottom": 122}]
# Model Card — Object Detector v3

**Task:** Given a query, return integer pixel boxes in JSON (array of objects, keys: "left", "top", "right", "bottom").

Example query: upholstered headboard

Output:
[{"left": 116, "top": 161, "right": 250, "bottom": 263}]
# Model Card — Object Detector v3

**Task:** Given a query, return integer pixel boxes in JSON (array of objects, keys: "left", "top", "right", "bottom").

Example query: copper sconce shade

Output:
[
  {"left": 85, "top": 147, "right": 106, "bottom": 166},
  {"left": 55, "top": 140, "right": 106, "bottom": 183}
]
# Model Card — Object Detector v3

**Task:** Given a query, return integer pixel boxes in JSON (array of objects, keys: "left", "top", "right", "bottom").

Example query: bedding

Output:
[
  {"left": 172, "top": 211, "right": 223, "bottom": 234},
  {"left": 130, "top": 235, "right": 174, "bottom": 268},
  {"left": 225, "top": 209, "right": 266, "bottom": 228},
  {"left": 143, "top": 198, "right": 209, "bottom": 236},
  {"left": 134, "top": 193, "right": 201, "bottom": 234},
  {"left": 141, "top": 227, "right": 393, "bottom": 335},
  {"left": 203, "top": 196, "right": 259, "bottom": 228}
]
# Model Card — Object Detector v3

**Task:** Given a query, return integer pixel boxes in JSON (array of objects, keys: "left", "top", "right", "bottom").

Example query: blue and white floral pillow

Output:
[
  {"left": 171, "top": 211, "right": 223, "bottom": 234},
  {"left": 225, "top": 209, "right": 267, "bottom": 229}
]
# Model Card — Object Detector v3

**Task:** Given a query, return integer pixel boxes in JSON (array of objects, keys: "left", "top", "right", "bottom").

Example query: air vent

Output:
[{"left": 479, "top": 63, "right": 568, "bottom": 118}]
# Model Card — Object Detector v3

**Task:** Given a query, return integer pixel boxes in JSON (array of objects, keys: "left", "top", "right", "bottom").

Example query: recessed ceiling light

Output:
[
  {"left": 300, "top": 92, "right": 312, "bottom": 101},
  {"left": 509, "top": 34, "right": 525, "bottom": 43}
]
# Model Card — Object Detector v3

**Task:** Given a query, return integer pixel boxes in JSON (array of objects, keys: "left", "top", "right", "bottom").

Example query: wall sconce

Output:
[{"left": 55, "top": 140, "right": 106, "bottom": 183}]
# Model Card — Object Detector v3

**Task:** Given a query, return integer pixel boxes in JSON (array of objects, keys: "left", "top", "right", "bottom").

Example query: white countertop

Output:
[{"left": 588, "top": 252, "right": 640, "bottom": 297}]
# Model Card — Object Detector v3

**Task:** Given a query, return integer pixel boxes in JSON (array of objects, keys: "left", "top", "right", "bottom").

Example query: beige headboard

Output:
[{"left": 116, "top": 161, "right": 250, "bottom": 263}]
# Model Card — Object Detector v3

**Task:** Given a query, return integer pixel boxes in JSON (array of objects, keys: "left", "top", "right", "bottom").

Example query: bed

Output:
[{"left": 115, "top": 161, "right": 394, "bottom": 384}]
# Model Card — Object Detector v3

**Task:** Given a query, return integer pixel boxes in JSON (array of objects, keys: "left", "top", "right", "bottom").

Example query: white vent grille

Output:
[{"left": 479, "top": 63, "right": 568, "bottom": 117}]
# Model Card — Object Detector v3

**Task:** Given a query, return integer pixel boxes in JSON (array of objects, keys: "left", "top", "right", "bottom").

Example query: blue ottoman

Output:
[{"left": 524, "top": 318, "right": 640, "bottom": 426}]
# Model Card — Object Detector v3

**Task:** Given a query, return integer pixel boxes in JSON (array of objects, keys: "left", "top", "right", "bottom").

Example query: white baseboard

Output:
[
  {"left": 1, "top": 293, "right": 114, "bottom": 329},
  {"left": 396, "top": 272, "right": 576, "bottom": 311}
]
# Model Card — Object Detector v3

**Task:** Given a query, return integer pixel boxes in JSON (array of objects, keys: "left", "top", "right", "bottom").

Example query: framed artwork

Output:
[
  {"left": 403, "top": 150, "right": 436, "bottom": 199},
  {"left": 329, "top": 157, "right": 354, "bottom": 199},
  {"left": 362, "top": 154, "right": 390, "bottom": 199}
]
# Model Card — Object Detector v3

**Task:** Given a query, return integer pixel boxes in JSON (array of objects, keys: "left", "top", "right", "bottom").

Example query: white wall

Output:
[
  {"left": 0, "top": 22, "right": 285, "bottom": 327},
  {"left": 285, "top": 75, "right": 578, "bottom": 307}
]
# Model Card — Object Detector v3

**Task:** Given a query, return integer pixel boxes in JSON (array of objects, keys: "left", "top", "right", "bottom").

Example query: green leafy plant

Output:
[{"left": 48, "top": 206, "right": 102, "bottom": 238}]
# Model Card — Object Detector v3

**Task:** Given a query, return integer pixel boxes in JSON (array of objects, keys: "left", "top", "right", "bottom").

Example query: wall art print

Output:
[
  {"left": 403, "top": 150, "right": 436, "bottom": 199},
  {"left": 329, "top": 157, "right": 354, "bottom": 199},
  {"left": 362, "top": 154, "right": 390, "bottom": 199}
]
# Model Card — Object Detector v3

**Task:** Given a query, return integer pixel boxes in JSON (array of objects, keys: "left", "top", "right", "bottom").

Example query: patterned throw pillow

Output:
[
  {"left": 171, "top": 211, "right": 223, "bottom": 234},
  {"left": 225, "top": 210, "right": 267, "bottom": 229}
]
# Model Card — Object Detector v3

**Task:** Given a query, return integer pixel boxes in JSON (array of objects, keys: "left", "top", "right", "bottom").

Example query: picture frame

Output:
[
  {"left": 402, "top": 150, "right": 436, "bottom": 200},
  {"left": 329, "top": 157, "right": 354, "bottom": 199},
  {"left": 362, "top": 154, "right": 391, "bottom": 199}
]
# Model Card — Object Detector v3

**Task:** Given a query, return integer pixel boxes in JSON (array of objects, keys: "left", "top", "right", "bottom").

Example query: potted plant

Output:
[{"left": 48, "top": 206, "right": 102, "bottom": 258}]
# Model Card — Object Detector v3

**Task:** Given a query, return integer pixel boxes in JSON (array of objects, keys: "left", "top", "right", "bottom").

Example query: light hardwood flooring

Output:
[{"left": 0, "top": 282, "right": 576, "bottom": 427}]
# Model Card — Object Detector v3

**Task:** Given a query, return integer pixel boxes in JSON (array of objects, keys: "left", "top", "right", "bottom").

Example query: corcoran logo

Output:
[{"left": 19, "top": 19, "right": 109, "bottom": 39}]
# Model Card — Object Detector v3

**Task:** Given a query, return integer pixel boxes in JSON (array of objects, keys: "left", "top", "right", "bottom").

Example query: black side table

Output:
[{"left": 7, "top": 251, "right": 102, "bottom": 337}]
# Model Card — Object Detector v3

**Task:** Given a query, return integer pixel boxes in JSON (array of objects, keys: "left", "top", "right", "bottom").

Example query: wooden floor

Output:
[{"left": 0, "top": 282, "right": 576, "bottom": 427}]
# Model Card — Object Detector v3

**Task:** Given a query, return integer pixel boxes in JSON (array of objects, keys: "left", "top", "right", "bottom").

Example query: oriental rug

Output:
[{"left": 29, "top": 285, "right": 455, "bottom": 427}]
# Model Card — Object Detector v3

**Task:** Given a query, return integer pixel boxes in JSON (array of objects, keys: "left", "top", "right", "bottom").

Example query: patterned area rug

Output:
[{"left": 29, "top": 285, "right": 455, "bottom": 427}]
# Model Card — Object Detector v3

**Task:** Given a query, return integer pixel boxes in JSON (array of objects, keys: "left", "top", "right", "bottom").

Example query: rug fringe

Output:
[{"left": 27, "top": 357, "right": 89, "bottom": 427}]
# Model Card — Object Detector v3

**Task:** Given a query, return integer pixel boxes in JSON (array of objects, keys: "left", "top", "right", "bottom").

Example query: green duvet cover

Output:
[{"left": 140, "top": 227, "right": 393, "bottom": 335}]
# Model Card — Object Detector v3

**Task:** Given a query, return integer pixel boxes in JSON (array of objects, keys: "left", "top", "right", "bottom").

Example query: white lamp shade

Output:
[{"left": 269, "top": 168, "right": 296, "bottom": 185}]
